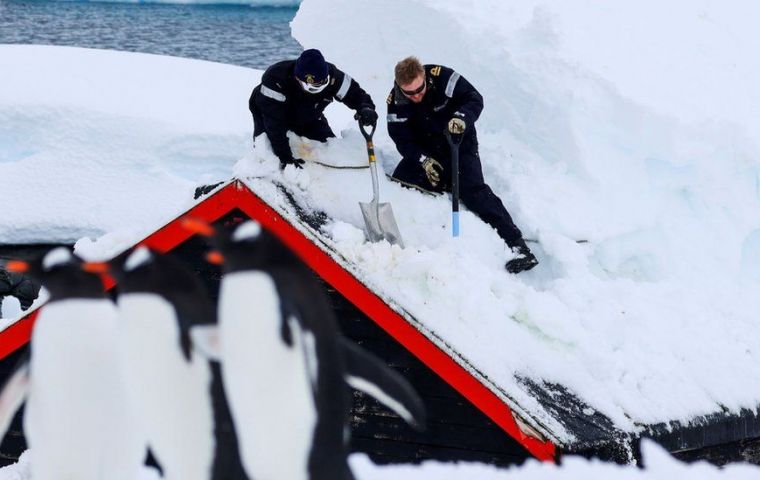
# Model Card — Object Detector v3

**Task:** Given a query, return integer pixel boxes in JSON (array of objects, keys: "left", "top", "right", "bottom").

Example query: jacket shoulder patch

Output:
[
  {"left": 386, "top": 92, "right": 393, "bottom": 105},
  {"left": 430, "top": 66, "right": 442, "bottom": 76}
]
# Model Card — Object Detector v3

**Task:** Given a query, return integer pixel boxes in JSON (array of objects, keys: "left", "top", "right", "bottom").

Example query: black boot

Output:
[{"left": 505, "top": 241, "right": 538, "bottom": 274}]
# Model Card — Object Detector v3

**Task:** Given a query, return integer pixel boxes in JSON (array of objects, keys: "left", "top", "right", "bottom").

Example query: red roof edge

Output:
[{"left": 0, "top": 179, "right": 557, "bottom": 461}]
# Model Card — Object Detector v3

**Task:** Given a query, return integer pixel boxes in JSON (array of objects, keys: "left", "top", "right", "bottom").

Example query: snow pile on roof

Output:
[{"left": 294, "top": 0, "right": 760, "bottom": 437}]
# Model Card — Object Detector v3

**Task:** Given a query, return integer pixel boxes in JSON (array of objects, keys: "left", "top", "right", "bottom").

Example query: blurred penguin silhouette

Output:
[
  {"left": 109, "top": 247, "right": 249, "bottom": 480},
  {"left": 0, "top": 248, "right": 144, "bottom": 480},
  {"left": 184, "top": 217, "right": 426, "bottom": 480}
]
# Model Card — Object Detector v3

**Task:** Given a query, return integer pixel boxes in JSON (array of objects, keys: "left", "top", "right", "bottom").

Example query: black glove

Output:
[
  {"left": 355, "top": 107, "right": 378, "bottom": 127},
  {"left": 280, "top": 157, "right": 305, "bottom": 171}
]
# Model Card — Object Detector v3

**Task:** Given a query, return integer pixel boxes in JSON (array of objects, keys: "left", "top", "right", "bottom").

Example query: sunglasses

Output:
[{"left": 399, "top": 79, "right": 426, "bottom": 96}]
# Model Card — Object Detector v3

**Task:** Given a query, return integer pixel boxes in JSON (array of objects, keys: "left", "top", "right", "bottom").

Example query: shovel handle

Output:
[
  {"left": 445, "top": 128, "right": 464, "bottom": 148},
  {"left": 444, "top": 129, "right": 462, "bottom": 238},
  {"left": 359, "top": 122, "right": 378, "bottom": 165},
  {"left": 359, "top": 122, "right": 376, "bottom": 141}
]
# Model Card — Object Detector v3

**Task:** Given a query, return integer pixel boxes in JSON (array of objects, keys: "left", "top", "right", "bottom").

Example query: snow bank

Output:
[
  {"left": 0, "top": 45, "right": 258, "bottom": 244},
  {"left": 288, "top": 0, "right": 760, "bottom": 434}
]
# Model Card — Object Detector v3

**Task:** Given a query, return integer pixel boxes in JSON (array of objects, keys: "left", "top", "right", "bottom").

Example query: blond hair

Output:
[{"left": 394, "top": 56, "right": 424, "bottom": 85}]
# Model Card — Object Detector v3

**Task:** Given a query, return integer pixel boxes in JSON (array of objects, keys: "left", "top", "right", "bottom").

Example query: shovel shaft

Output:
[
  {"left": 446, "top": 130, "right": 463, "bottom": 238},
  {"left": 369, "top": 160, "right": 380, "bottom": 204},
  {"left": 366, "top": 139, "right": 377, "bottom": 164}
]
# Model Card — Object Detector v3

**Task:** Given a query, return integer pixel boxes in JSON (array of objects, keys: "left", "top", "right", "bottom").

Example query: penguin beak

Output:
[
  {"left": 206, "top": 250, "right": 225, "bottom": 265},
  {"left": 181, "top": 217, "right": 215, "bottom": 237},
  {"left": 4, "top": 260, "right": 29, "bottom": 273},
  {"left": 81, "top": 262, "right": 109, "bottom": 274}
]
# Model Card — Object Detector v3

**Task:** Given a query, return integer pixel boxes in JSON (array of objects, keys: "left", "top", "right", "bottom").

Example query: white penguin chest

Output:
[{"left": 219, "top": 272, "right": 318, "bottom": 480}]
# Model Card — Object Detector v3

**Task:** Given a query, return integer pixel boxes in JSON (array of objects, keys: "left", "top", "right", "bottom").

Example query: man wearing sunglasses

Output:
[
  {"left": 387, "top": 57, "right": 537, "bottom": 274},
  {"left": 249, "top": 49, "right": 378, "bottom": 171}
]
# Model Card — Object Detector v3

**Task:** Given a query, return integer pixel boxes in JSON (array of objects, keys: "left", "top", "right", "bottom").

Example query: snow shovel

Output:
[
  {"left": 445, "top": 127, "right": 464, "bottom": 237},
  {"left": 358, "top": 122, "right": 404, "bottom": 247}
]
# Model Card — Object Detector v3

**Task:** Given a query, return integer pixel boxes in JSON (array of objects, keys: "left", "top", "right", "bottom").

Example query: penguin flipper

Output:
[
  {"left": 190, "top": 324, "right": 222, "bottom": 362},
  {"left": 0, "top": 358, "right": 30, "bottom": 439},
  {"left": 340, "top": 338, "right": 426, "bottom": 431}
]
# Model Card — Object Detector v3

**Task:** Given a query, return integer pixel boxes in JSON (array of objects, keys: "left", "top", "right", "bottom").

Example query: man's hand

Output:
[
  {"left": 355, "top": 107, "right": 378, "bottom": 127},
  {"left": 280, "top": 157, "right": 306, "bottom": 171},
  {"left": 420, "top": 156, "right": 443, "bottom": 187},
  {"left": 448, "top": 117, "right": 466, "bottom": 134}
]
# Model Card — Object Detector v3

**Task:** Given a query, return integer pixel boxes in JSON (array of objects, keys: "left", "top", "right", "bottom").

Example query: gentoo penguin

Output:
[
  {"left": 110, "top": 247, "right": 248, "bottom": 480},
  {"left": 0, "top": 248, "right": 144, "bottom": 480},
  {"left": 185, "top": 218, "right": 426, "bottom": 480}
]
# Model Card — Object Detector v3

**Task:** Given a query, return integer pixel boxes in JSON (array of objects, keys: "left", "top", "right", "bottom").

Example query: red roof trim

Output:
[
  {"left": 0, "top": 180, "right": 557, "bottom": 461},
  {"left": 0, "top": 312, "right": 36, "bottom": 360}
]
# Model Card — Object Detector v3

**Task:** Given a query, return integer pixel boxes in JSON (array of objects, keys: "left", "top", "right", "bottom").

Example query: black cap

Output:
[{"left": 294, "top": 49, "right": 329, "bottom": 83}]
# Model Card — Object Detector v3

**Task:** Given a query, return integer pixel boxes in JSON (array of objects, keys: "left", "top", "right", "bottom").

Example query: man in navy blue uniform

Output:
[
  {"left": 387, "top": 57, "right": 537, "bottom": 274},
  {"left": 249, "top": 49, "right": 377, "bottom": 170}
]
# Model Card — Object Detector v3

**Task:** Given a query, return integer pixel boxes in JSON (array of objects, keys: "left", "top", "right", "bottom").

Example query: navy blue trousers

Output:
[{"left": 391, "top": 134, "right": 525, "bottom": 248}]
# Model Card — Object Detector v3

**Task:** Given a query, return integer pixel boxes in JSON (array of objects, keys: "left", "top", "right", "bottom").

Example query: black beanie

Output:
[{"left": 294, "top": 49, "right": 329, "bottom": 83}]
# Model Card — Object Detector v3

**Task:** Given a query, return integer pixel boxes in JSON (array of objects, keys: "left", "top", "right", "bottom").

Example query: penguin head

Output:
[
  {"left": 181, "top": 217, "right": 301, "bottom": 273},
  {"left": 108, "top": 246, "right": 157, "bottom": 292},
  {"left": 123, "top": 246, "right": 155, "bottom": 273},
  {"left": 114, "top": 246, "right": 209, "bottom": 300},
  {"left": 218, "top": 220, "right": 301, "bottom": 273},
  {"left": 5, "top": 247, "right": 107, "bottom": 301}
]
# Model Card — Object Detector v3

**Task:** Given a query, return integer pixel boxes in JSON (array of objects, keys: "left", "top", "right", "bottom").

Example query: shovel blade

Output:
[{"left": 359, "top": 201, "right": 404, "bottom": 247}]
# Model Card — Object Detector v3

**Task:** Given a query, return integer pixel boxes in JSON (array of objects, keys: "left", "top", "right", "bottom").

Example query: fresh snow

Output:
[
  {"left": 0, "top": 45, "right": 257, "bottom": 245},
  {"left": 3, "top": 441, "right": 760, "bottom": 479},
  {"left": 288, "top": 0, "right": 760, "bottom": 436},
  {"left": 2, "top": 0, "right": 760, "bottom": 475}
]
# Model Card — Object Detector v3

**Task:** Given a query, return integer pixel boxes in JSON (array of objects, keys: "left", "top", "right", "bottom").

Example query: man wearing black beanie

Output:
[{"left": 249, "top": 49, "right": 378, "bottom": 170}]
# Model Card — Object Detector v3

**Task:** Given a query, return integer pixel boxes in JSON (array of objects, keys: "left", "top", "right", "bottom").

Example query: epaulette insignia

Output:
[
  {"left": 386, "top": 92, "right": 393, "bottom": 105},
  {"left": 430, "top": 66, "right": 442, "bottom": 76}
]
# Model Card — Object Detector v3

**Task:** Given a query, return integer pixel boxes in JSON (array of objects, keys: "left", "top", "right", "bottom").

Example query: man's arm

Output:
[
  {"left": 332, "top": 68, "right": 375, "bottom": 112},
  {"left": 446, "top": 70, "right": 483, "bottom": 127},
  {"left": 254, "top": 79, "right": 296, "bottom": 163},
  {"left": 387, "top": 91, "right": 423, "bottom": 163}
]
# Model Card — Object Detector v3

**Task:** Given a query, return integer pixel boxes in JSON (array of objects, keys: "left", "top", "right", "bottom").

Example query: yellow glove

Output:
[
  {"left": 448, "top": 117, "right": 466, "bottom": 134},
  {"left": 421, "top": 156, "right": 443, "bottom": 187}
]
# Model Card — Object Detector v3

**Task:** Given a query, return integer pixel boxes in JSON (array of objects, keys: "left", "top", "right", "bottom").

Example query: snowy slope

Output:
[
  {"left": 287, "top": 0, "right": 760, "bottom": 439},
  {"left": 3, "top": 0, "right": 760, "bottom": 455}
]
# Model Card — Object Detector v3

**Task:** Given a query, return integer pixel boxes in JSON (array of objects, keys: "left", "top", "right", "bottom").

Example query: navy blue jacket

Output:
[
  {"left": 387, "top": 64, "right": 483, "bottom": 162},
  {"left": 249, "top": 60, "right": 374, "bottom": 163}
]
